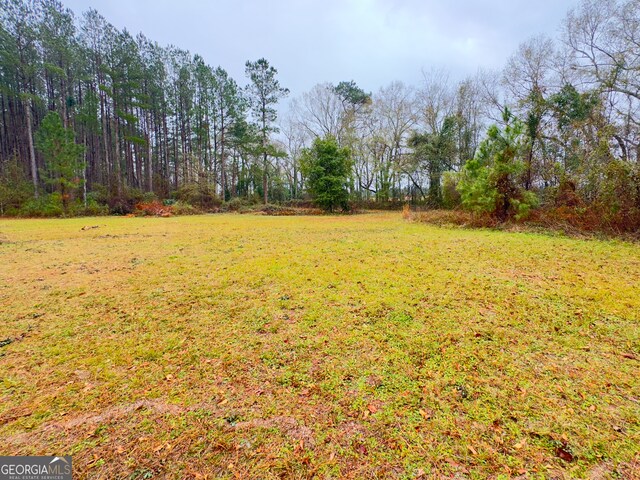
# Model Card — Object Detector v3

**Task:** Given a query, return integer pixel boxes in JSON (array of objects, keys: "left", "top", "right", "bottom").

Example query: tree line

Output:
[
  {"left": 0, "top": 0, "right": 290, "bottom": 214},
  {"left": 286, "top": 0, "right": 640, "bottom": 230},
  {"left": 1, "top": 0, "right": 639, "bottom": 231}
]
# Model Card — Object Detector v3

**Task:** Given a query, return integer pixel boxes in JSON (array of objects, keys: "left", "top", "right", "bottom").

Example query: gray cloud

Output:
[{"left": 62, "top": 0, "right": 578, "bottom": 96}]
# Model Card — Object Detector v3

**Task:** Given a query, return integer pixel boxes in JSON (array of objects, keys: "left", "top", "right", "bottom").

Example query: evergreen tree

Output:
[
  {"left": 300, "top": 135, "right": 351, "bottom": 212},
  {"left": 35, "top": 110, "right": 84, "bottom": 211},
  {"left": 457, "top": 109, "right": 537, "bottom": 221},
  {"left": 244, "top": 58, "right": 288, "bottom": 203}
]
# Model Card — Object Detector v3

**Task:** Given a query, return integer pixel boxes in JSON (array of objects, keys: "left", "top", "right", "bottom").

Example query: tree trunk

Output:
[
  {"left": 113, "top": 115, "right": 122, "bottom": 195},
  {"left": 147, "top": 118, "right": 153, "bottom": 193},
  {"left": 231, "top": 153, "right": 237, "bottom": 198},
  {"left": 525, "top": 144, "right": 534, "bottom": 191},
  {"left": 83, "top": 130, "right": 88, "bottom": 208},
  {"left": 25, "top": 97, "right": 38, "bottom": 198},
  {"left": 263, "top": 150, "right": 268, "bottom": 204},
  {"left": 220, "top": 115, "right": 226, "bottom": 200},
  {"left": 100, "top": 89, "right": 111, "bottom": 186}
]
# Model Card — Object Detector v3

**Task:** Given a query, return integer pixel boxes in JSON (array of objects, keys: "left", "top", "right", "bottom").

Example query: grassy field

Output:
[{"left": 0, "top": 213, "right": 639, "bottom": 479}]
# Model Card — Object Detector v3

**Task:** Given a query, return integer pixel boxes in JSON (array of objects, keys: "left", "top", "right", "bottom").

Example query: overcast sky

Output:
[{"left": 62, "top": 0, "right": 579, "bottom": 99}]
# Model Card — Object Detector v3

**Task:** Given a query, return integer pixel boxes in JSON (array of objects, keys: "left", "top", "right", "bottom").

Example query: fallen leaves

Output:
[
  {"left": 514, "top": 439, "right": 527, "bottom": 450},
  {"left": 555, "top": 443, "right": 575, "bottom": 462},
  {"left": 418, "top": 409, "right": 432, "bottom": 420}
]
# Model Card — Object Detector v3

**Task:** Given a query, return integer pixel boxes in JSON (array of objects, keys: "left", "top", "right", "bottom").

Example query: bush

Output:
[
  {"left": 175, "top": 183, "right": 222, "bottom": 210},
  {"left": 223, "top": 197, "right": 251, "bottom": 212},
  {"left": 134, "top": 201, "right": 172, "bottom": 216},
  {"left": 412, "top": 209, "right": 498, "bottom": 228},
  {"left": 134, "top": 199, "right": 201, "bottom": 217},
  {"left": 401, "top": 204, "right": 411, "bottom": 219},
  {"left": 86, "top": 183, "right": 109, "bottom": 204},
  {"left": 0, "top": 157, "right": 34, "bottom": 216},
  {"left": 68, "top": 199, "right": 109, "bottom": 216},
  {"left": 554, "top": 178, "right": 581, "bottom": 207},
  {"left": 599, "top": 160, "right": 639, "bottom": 212},
  {"left": 107, "top": 187, "right": 155, "bottom": 214},
  {"left": 282, "top": 199, "right": 317, "bottom": 209},
  {"left": 538, "top": 160, "right": 640, "bottom": 234},
  {"left": 172, "top": 201, "right": 200, "bottom": 215},
  {"left": 350, "top": 200, "right": 403, "bottom": 211},
  {"left": 19, "top": 193, "right": 64, "bottom": 217},
  {"left": 256, "top": 203, "right": 308, "bottom": 215},
  {"left": 442, "top": 171, "right": 461, "bottom": 208},
  {"left": 0, "top": 182, "right": 34, "bottom": 216}
]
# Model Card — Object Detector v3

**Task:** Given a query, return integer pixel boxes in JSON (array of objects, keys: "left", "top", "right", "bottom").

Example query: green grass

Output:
[{"left": 0, "top": 213, "right": 638, "bottom": 479}]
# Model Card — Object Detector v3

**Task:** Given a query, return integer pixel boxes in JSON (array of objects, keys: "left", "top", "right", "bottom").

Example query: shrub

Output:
[
  {"left": 442, "top": 171, "right": 462, "bottom": 209},
  {"left": 175, "top": 183, "right": 222, "bottom": 210},
  {"left": 0, "top": 157, "right": 34, "bottom": 215},
  {"left": 172, "top": 201, "right": 200, "bottom": 215},
  {"left": 87, "top": 184, "right": 109, "bottom": 205},
  {"left": 19, "top": 193, "right": 64, "bottom": 217},
  {"left": 108, "top": 187, "right": 154, "bottom": 214},
  {"left": 68, "top": 199, "right": 109, "bottom": 216},
  {"left": 599, "top": 160, "right": 639, "bottom": 212},
  {"left": 134, "top": 201, "right": 172, "bottom": 216},
  {"left": 402, "top": 204, "right": 411, "bottom": 219},
  {"left": 554, "top": 178, "right": 581, "bottom": 207},
  {"left": 350, "top": 199, "right": 403, "bottom": 211},
  {"left": 413, "top": 209, "right": 497, "bottom": 228},
  {"left": 224, "top": 197, "right": 251, "bottom": 212},
  {"left": 0, "top": 182, "right": 34, "bottom": 216},
  {"left": 283, "top": 199, "right": 317, "bottom": 209},
  {"left": 258, "top": 203, "right": 309, "bottom": 216}
]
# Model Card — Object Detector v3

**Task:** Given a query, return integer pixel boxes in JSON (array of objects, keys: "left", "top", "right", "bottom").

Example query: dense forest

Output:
[{"left": 1, "top": 0, "right": 639, "bottom": 230}]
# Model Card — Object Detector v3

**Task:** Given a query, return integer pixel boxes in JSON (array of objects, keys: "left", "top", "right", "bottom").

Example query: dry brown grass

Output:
[
  {"left": 412, "top": 207, "right": 640, "bottom": 240},
  {"left": 401, "top": 204, "right": 411, "bottom": 220},
  {"left": 412, "top": 209, "right": 498, "bottom": 228},
  {"left": 529, "top": 206, "right": 640, "bottom": 238}
]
